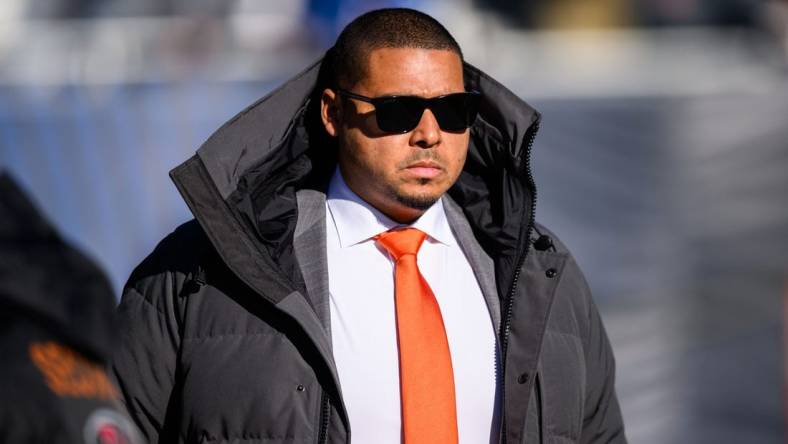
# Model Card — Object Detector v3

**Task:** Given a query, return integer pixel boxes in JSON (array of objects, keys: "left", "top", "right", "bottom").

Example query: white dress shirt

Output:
[{"left": 326, "top": 168, "right": 500, "bottom": 444}]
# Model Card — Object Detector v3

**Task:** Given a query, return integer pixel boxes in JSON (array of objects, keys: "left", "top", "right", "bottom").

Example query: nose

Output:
[{"left": 409, "top": 108, "right": 441, "bottom": 149}]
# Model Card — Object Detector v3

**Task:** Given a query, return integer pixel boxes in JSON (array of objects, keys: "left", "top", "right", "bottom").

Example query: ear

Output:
[{"left": 321, "top": 88, "right": 341, "bottom": 137}]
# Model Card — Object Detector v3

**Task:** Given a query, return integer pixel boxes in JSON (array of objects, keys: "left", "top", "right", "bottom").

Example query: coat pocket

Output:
[{"left": 181, "top": 333, "right": 319, "bottom": 443}]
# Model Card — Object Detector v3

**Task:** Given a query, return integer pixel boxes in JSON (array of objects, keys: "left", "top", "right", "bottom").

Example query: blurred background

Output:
[{"left": 1, "top": 0, "right": 787, "bottom": 442}]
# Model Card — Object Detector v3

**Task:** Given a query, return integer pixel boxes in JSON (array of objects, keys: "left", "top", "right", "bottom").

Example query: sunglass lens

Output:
[
  {"left": 432, "top": 93, "right": 480, "bottom": 132},
  {"left": 374, "top": 96, "right": 424, "bottom": 133}
]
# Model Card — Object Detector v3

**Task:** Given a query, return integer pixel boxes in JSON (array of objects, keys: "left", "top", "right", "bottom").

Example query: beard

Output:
[
  {"left": 394, "top": 191, "right": 440, "bottom": 211},
  {"left": 388, "top": 152, "right": 446, "bottom": 210},
  {"left": 389, "top": 178, "right": 442, "bottom": 211}
]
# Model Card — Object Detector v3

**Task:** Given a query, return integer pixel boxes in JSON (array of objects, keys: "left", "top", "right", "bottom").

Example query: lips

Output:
[
  {"left": 404, "top": 161, "right": 443, "bottom": 179},
  {"left": 407, "top": 160, "right": 442, "bottom": 169}
]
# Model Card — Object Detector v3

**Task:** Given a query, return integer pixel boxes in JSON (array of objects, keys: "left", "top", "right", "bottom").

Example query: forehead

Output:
[{"left": 356, "top": 47, "right": 464, "bottom": 97}]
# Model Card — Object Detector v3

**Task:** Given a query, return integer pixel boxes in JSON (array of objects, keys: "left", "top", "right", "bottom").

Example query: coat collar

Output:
[{"left": 170, "top": 50, "right": 541, "bottom": 303}]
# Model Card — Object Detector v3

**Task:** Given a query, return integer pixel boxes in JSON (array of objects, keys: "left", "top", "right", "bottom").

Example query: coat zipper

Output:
[
  {"left": 499, "top": 117, "right": 540, "bottom": 444},
  {"left": 318, "top": 391, "right": 330, "bottom": 444}
]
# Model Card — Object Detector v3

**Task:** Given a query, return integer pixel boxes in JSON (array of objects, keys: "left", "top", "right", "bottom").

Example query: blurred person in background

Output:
[
  {"left": 111, "top": 8, "right": 625, "bottom": 444},
  {"left": 0, "top": 172, "right": 141, "bottom": 444}
]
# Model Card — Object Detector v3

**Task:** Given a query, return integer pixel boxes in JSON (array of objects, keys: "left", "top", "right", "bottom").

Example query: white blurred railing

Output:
[{"left": 1, "top": 10, "right": 785, "bottom": 98}]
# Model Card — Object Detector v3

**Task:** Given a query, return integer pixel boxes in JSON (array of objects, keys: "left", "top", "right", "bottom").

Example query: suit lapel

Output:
[
  {"left": 293, "top": 188, "right": 332, "bottom": 340},
  {"left": 442, "top": 195, "right": 501, "bottom": 333}
]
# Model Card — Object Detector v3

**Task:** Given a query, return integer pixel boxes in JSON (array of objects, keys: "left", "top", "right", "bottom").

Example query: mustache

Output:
[{"left": 397, "top": 151, "right": 445, "bottom": 169}]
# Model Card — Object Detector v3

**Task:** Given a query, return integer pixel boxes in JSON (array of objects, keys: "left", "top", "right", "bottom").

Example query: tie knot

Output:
[{"left": 375, "top": 228, "right": 427, "bottom": 260}]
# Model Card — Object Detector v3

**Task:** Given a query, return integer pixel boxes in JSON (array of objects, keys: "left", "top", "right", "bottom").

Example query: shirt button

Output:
[
  {"left": 517, "top": 373, "right": 529, "bottom": 384},
  {"left": 296, "top": 385, "right": 305, "bottom": 392},
  {"left": 545, "top": 268, "right": 557, "bottom": 278}
]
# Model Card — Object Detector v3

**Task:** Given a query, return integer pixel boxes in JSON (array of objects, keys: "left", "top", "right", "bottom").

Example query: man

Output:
[{"left": 112, "top": 8, "right": 626, "bottom": 444}]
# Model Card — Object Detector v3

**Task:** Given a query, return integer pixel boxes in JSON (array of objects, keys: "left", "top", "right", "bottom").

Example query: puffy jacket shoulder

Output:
[
  {"left": 531, "top": 221, "right": 595, "bottom": 334},
  {"left": 112, "top": 219, "right": 213, "bottom": 444},
  {"left": 126, "top": 219, "right": 211, "bottom": 304}
]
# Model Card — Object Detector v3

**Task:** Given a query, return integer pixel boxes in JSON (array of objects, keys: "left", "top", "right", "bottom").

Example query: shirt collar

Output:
[{"left": 326, "top": 167, "right": 455, "bottom": 248}]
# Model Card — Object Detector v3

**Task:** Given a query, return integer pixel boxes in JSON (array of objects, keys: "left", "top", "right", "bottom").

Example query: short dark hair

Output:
[{"left": 330, "top": 8, "right": 463, "bottom": 89}]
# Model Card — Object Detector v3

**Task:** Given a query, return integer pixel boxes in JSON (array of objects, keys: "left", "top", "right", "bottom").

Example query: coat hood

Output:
[
  {"left": 0, "top": 172, "right": 118, "bottom": 362},
  {"left": 170, "top": 52, "right": 541, "bottom": 305}
]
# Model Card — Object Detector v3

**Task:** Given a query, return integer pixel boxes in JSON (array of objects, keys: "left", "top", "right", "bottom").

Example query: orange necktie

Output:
[{"left": 376, "top": 228, "right": 458, "bottom": 444}]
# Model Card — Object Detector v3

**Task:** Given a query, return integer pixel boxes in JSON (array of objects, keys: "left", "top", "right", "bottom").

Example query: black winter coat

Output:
[{"left": 111, "top": 56, "right": 626, "bottom": 444}]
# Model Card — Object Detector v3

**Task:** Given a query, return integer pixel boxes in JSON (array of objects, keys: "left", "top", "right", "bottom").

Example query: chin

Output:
[{"left": 394, "top": 188, "right": 443, "bottom": 211}]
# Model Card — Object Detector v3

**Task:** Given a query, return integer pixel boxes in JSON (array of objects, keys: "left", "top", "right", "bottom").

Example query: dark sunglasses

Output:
[{"left": 336, "top": 89, "right": 481, "bottom": 134}]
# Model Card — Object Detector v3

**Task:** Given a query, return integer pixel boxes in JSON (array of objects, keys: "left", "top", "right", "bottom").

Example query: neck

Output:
[{"left": 376, "top": 204, "right": 425, "bottom": 225}]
